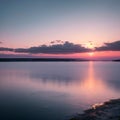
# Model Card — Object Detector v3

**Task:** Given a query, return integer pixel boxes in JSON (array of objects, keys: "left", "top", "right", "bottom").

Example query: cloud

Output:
[
  {"left": 50, "top": 40, "right": 64, "bottom": 44},
  {"left": 0, "top": 41, "right": 91, "bottom": 54},
  {"left": 0, "top": 47, "right": 14, "bottom": 51},
  {"left": 15, "top": 41, "right": 91, "bottom": 54},
  {"left": 1, "top": 40, "right": 120, "bottom": 54},
  {"left": 0, "top": 41, "right": 2, "bottom": 44},
  {"left": 95, "top": 40, "right": 120, "bottom": 51}
]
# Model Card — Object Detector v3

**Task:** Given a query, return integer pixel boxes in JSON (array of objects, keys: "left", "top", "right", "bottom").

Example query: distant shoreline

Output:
[
  {"left": 0, "top": 58, "right": 89, "bottom": 62},
  {"left": 69, "top": 98, "right": 120, "bottom": 120},
  {"left": 0, "top": 58, "right": 119, "bottom": 62}
]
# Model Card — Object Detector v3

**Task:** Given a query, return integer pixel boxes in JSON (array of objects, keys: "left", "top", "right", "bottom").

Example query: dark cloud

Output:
[
  {"left": 1, "top": 40, "right": 120, "bottom": 54},
  {"left": 0, "top": 53, "right": 35, "bottom": 58},
  {"left": 50, "top": 40, "right": 64, "bottom": 44},
  {"left": 95, "top": 40, "right": 120, "bottom": 51},
  {"left": 0, "top": 41, "right": 91, "bottom": 54},
  {"left": 0, "top": 41, "right": 2, "bottom": 44},
  {"left": 15, "top": 41, "right": 91, "bottom": 54},
  {"left": 0, "top": 47, "right": 14, "bottom": 51}
]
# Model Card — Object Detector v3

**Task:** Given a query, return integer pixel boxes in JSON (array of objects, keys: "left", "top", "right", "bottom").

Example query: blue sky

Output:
[{"left": 0, "top": 0, "right": 120, "bottom": 48}]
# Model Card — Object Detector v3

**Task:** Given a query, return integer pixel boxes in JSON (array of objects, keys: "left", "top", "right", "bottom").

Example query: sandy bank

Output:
[{"left": 69, "top": 99, "right": 120, "bottom": 120}]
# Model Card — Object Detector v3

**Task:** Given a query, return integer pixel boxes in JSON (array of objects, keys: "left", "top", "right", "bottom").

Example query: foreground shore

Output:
[{"left": 70, "top": 99, "right": 120, "bottom": 120}]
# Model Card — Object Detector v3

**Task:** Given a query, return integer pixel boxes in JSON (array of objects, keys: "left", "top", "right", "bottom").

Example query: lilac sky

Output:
[{"left": 0, "top": 0, "right": 120, "bottom": 59}]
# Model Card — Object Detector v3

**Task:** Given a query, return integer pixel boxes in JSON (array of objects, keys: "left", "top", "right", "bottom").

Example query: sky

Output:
[{"left": 0, "top": 0, "right": 120, "bottom": 59}]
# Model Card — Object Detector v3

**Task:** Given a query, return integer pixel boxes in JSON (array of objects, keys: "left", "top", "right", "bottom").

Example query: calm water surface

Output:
[{"left": 0, "top": 62, "right": 120, "bottom": 120}]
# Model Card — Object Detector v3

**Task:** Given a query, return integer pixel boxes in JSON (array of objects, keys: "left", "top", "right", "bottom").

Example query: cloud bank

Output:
[
  {"left": 0, "top": 40, "right": 120, "bottom": 54},
  {"left": 0, "top": 41, "right": 91, "bottom": 54},
  {"left": 95, "top": 40, "right": 120, "bottom": 51},
  {"left": 0, "top": 47, "right": 14, "bottom": 51},
  {"left": 15, "top": 41, "right": 91, "bottom": 54}
]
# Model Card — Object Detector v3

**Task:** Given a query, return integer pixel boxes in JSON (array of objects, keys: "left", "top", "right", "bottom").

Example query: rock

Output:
[{"left": 69, "top": 98, "right": 120, "bottom": 120}]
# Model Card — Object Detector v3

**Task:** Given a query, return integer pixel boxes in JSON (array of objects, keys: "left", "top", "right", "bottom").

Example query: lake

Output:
[{"left": 0, "top": 62, "right": 120, "bottom": 120}]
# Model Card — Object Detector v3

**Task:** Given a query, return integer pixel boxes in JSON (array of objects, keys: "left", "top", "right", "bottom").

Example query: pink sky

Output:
[{"left": 0, "top": 0, "right": 120, "bottom": 60}]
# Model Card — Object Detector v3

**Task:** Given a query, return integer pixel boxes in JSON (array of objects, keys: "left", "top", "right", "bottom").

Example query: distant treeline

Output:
[
  {"left": 0, "top": 58, "right": 89, "bottom": 62},
  {"left": 0, "top": 58, "right": 119, "bottom": 62}
]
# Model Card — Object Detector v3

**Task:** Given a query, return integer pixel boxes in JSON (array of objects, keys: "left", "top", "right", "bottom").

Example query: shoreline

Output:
[
  {"left": 69, "top": 98, "right": 120, "bottom": 120},
  {"left": 0, "top": 58, "right": 120, "bottom": 62}
]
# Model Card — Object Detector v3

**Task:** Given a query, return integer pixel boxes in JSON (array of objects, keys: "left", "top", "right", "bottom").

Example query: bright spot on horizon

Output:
[
  {"left": 88, "top": 52, "right": 94, "bottom": 57},
  {"left": 85, "top": 41, "right": 95, "bottom": 50}
]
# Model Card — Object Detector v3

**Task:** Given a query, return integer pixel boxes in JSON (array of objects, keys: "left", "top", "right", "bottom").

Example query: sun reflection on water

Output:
[{"left": 0, "top": 62, "right": 120, "bottom": 109}]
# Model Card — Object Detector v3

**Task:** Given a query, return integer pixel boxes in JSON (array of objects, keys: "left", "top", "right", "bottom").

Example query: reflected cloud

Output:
[
  {"left": 0, "top": 62, "right": 120, "bottom": 108},
  {"left": 27, "top": 63, "right": 87, "bottom": 84}
]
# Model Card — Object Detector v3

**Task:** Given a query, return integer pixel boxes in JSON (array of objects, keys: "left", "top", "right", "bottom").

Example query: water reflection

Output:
[
  {"left": 0, "top": 62, "right": 120, "bottom": 120},
  {"left": 77, "top": 62, "right": 120, "bottom": 104},
  {"left": 0, "top": 62, "right": 120, "bottom": 98}
]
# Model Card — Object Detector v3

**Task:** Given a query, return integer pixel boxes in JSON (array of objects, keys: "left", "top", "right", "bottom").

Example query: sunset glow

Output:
[
  {"left": 88, "top": 52, "right": 94, "bottom": 57},
  {"left": 0, "top": 0, "right": 120, "bottom": 60},
  {"left": 0, "top": 1, "right": 120, "bottom": 120}
]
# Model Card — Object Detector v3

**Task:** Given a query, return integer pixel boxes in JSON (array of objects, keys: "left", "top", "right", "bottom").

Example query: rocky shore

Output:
[{"left": 69, "top": 99, "right": 120, "bottom": 120}]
